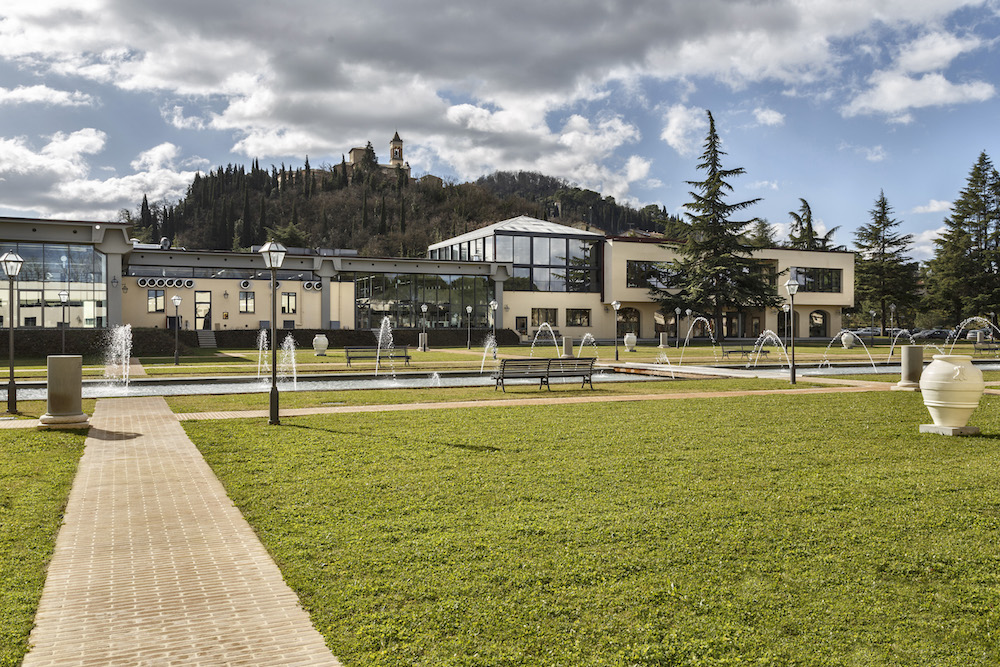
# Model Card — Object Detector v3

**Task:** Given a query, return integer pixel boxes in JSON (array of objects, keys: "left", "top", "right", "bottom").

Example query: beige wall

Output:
[{"left": 122, "top": 277, "right": 356, "bottom": 331}]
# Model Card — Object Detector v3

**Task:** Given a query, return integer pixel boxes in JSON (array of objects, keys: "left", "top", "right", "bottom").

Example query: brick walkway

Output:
[{"left": 23, "top": 396, "right": 341, "bottom": 667}]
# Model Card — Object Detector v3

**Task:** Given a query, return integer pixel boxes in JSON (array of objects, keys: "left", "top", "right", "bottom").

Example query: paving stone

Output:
[{"left": 23, "top": 396, "right": 341, "bottom": 667}]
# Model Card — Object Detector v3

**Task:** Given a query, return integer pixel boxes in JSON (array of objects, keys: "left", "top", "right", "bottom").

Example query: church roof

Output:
[{"left": 392, "top": 131, "right": 401, "bottom": 142}]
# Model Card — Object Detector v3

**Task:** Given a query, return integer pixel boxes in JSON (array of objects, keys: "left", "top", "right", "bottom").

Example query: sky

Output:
[{"left": 1, "top": 1, "right": 999, "bottom": 261}]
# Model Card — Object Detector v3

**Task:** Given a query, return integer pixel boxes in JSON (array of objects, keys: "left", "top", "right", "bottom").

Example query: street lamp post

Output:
[
  {"left": 782, "top": 304, "right": 790, "bottom": 348},
  {"left": 869, "top": 309, "right": 876, "bottom": 344},
  {"left": 1, "top": 251, "right": 24, "bottom": 414},
  {"left": 784, "top": 277, "right": 799, "bottom": 385},
  {"left": 420, "top": 303, "right": 428, "bottom": 352},
  {"left": 675, "top": 306, "right": 682, "bottom": 348},
  {"left": 171, "top": 294, "right": 182, "bottom": 365},
  {"left": 59, "top": 289, "right": 69, "bottom": 354},
  {"left": 260, "top": 240, "right": 287, "bottom": 425},
  {"left": 490, "top": 299, "right": 498, "bottom": 340},
  {"left": 890, "top": 303, "right": 896, "bottom": 334},
  {"left": 612, "top": 300, "right": 621, "bottom": 361},
  {"left": 466, "top": 305, "right": 473, "bottom": 349}
]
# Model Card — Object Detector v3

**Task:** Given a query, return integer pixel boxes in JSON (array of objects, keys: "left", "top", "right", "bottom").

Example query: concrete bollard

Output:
[
  {"left": 39, "top": 355, "right": 90, "bottom": 429},
  {"left": 893, "top": 345, "right": 923, "bottom": 392},
  {"left": 418, "top": 332, "right": 428, "bottom": 352},
  {"left": 562, "top": 336, "right": 574, "bottom": 358}
]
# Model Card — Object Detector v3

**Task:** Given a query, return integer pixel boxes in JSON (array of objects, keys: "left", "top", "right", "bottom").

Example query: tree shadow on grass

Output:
[{"left": 282, "top": 422, "right": 502, "bottom": 453}]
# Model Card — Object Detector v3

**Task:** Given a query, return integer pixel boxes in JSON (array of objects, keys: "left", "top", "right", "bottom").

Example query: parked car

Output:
[
  {"left": 852, "top": 327, "right": 880, "bottom": 335},
  {"left": 913, "top": 328, "right": 950, "bottom": 340},
  {"left": 965, "top": 328, "right": 994, "bottom": 340}
]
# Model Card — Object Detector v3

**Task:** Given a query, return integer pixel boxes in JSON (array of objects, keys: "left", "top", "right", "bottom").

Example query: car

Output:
[
  {"left": 852, "top": 326, "right": 880, "bottom": 335},
  {"left": 965, "top": 328, "right": 994, "bottom": 340},
  {"left": 913, "top": 328, "right": 950, "bottom": 340}
]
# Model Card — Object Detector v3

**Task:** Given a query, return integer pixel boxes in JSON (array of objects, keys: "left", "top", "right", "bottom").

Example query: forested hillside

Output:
[{"left": 122, "top": 154, "right": 686, "bottom": 255}]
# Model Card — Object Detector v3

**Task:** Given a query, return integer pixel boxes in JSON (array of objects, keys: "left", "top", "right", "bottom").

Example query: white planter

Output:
[
  {"left": 312, "top": 333, "right": 329, "bottom": 356},
  {"left": 623, "top": 332, "right": 637, "bottom": 352},
  {"left": 842, "top": 332, "right": 857, "bottom": 349},
  {"left": 919, "top": 354, "right": 984, "bottom": 428}
]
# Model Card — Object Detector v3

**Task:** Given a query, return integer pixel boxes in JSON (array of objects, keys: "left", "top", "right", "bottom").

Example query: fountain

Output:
[
  {"left": 746, "top": 330, "right": 792, "bottom": 369},
  {"left": 948, "top": 316, "right": 1000, "bottom": 353},
  {"left": 678, "top": 317, "right": 718, "bottom": 366},
  {"left": 653, "top": 351, "right": 676, "bottom": 379},
  {"left": 576, "top": 333, "right": 600, "bottom": 359},
  {"left": 819, "top": 329, "right": 877, "bottom": 372},
  {"left": 374, "top": 316, "right": 395, "bottom": 377},
  {"left": 430, "top": 372, "right": 442, "bottom": 387},
  {"left": 529, "top": 322, "right": 560, "bottom": 357},
  {"left": 256, "top": 329, "right": 270, "bottom": 379},
  {"left": 886, "top": 329, "right": 917, "bottom": 361},
  {"left": 103, "top": 324, "right": 133, "bottom": 387},
  {"left": 480, "top": 333, "right": 498, "bottom": 374},
  {"left": 279, "top": 333, "right": 298, "bottom": 389}
]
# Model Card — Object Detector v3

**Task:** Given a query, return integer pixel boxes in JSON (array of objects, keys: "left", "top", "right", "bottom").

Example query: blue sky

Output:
[{"left": 1, "top": 1, "right": 999, "bottom": 260}]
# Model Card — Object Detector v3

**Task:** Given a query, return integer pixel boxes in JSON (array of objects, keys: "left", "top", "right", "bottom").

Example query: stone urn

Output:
[
  {"left": 623, "top": 332, "right": 637, "bottom": 352},
  {"left": 312, "top": 333, "right": 329, "bottom": 356},
  {"left": 842, "top": 331, "right": 858, "bottom": 349},
  {"left": 919, "top": 354, "right": 984, "bottom": 430}
]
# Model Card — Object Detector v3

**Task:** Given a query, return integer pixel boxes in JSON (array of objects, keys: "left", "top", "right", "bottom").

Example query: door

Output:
[{"left": 195, "top": 291, "right": 211, "bottom": 330}]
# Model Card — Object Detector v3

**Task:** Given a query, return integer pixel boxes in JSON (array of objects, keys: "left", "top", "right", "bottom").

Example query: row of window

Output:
[
  {"left": 429, "top": 234, "right": 597, "bottom": 265},
  {"left": 527, "top": 308, "right": 592, "bottom": 328},
  {"left": 625, "top": 261, "right": 842, "bottom": 293},
  {"left": 146, "top": 290, "right": 297, "bottom": 314}
]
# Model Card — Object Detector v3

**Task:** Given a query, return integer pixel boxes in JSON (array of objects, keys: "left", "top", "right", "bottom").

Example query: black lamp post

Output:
[
  {"left": 869, "top": 309, "right": 876, "bottom": 344},
  {"left": 420, "top": 303, "right": 428, "bottom": 352},
  {"left": 890, "top": 303, "right": 896, "bottom": 334},
  {"left": 490, "top": 299, "right": 498, "bottom": 339},
  {"left": 260, "top": 240, "right": 287, "bottom": 425},
  {"left": 466, "top": 304, "right": 473, "bottom": 349},
  {"left": 784, "top": 277, "right": 799, "bottom": 385},
  {"left": 2, "top": 251, "right": 24, "bottom": 414},
  {"left": 172, "top": 294, "right": 182, "bottom": 365},
  {"left": 782, "top": 304, "right": 790, "bottom": 347},
  {"left": 675, "top": 306, "right": 682, "bottom": 348},
  {"left": 612, "top": 300, "right": 621, "bottom": 361},
  {"left": 59, "top": 289, "right": 69, "bottom": 354}
]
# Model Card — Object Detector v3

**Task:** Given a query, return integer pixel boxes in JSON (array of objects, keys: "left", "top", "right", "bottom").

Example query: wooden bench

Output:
[
  {"left": 344, "top": 346, "right": 411, "bottom": 367},
  {"left": 720, "top": 343, "right": 770, "bottom": 360},
  {"left": 974, "top": 341, "right": 999, "bottom": 356},
  {"left": 495, "top": 357, "right": 596, "bottom": 392}
]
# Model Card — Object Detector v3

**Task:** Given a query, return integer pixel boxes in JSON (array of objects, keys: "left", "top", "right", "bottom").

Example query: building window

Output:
[
  {"left": 626, "top": 261, "right": 675, "bottom": 289},
  {"left": 531, "top": 308, "right": 557, "bottom": 327},
  {"left": 239, "top": 291, "right": 255, "bottom": 313},
  {"left": 797, "top": 268, "right": 842, "bottom": 293},
  {"left": 566, "top": 308, "right": 591, "bottom": 327},
  {"left": 281, "top": 292, "right": 297, "bottom": 314},
  {"left": 147, "top": 289, "right": 165, "bottom": 313}
]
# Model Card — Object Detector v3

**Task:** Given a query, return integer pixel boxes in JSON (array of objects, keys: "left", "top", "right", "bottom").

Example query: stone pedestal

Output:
[
  {"left": 892, "top": 344, "right": 923, "bottom": 391},
  {"left": 418, "top": 332, "right": 428, "bottom": 352},
  {"left": 919, "top": 423, "right": 980, "bottom": 436},
  {"left": 658, "top": 332, "right": 670, "bottom": 348},
  {"left": 562, "top": 337, "right": 574, "bottom": 358},
  {"left": 39, "top": 355, "right": 89, "bottom": 429}
]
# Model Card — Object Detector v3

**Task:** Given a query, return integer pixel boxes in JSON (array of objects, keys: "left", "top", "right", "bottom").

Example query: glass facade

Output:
[
  {"left": 797, "top": 267, "right": 842, "bottom": 293},
  {"left": 353, "top": 272, "right": 494, "bottom": 330},
  {"left": 0, "top": 242, "right": 107, "bottom": 328}
]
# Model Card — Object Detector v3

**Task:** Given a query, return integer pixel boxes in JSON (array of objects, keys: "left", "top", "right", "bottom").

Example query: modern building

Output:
[{"left": 1, "top": 214, "right": 854, "bottom": 341}]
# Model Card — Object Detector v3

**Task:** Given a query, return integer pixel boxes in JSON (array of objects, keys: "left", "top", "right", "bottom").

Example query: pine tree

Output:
[
  {"left": 788, "top": 198, "right": 839, "bottom": 249},
  {"left": 854, "top": 191, "right": 919, "bottom": 331},
  {"left": 926, "top": 152, "right": 1000, "bottom": 321},
  {"left": 650, "top": 110, "right": 778, "bottom": 338}
]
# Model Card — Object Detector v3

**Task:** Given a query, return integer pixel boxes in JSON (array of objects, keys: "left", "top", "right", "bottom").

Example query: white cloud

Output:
[
  {"left": 660, "top": 104, "right": 707, "bottom": 156},
  {"left": 749, "top": 180, "right": 780, "bottom": 190},
  {"left": 897, "top": 31, "right": 982, "bottom": 74},
  {"left": 912, "top": 199, "right": 952, "bottom": 214},
  {"left": 838, "top": 141, "right": 887, "bottom": 162},
  {"left": 843, "top": 70, "right": 995, "bottom": 120},
  {"left": 753, "top": 107, "right": 785, "bottom": 126},
  {"left": 911, "top": 225, "right": 946, "bottom": 261},
  {"left": 0, "top": 84, "right": 95, "bottom": 107},
  {"left": 130, "top": 143, "right": 180, "bottom": 171}
]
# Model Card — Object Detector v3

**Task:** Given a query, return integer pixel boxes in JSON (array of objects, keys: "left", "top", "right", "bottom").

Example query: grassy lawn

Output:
[
  {"left": 185, "top": 391, "right": 1000, "bottom": 665},
  {"left": 163, "top": 377, "right": 818, "bottom": 414},
  {"left": 0, "top": 428, "right": 86, "bottom": 667}
]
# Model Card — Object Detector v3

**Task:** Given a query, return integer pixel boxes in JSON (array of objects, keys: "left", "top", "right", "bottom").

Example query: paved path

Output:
[{"left": 22, "top": 396, "right": 341, "bottom": 667}]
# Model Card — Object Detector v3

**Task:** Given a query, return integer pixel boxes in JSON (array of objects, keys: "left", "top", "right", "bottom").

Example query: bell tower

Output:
[{"left": 389, "top": 131, "right": 403, "bottom": 167}]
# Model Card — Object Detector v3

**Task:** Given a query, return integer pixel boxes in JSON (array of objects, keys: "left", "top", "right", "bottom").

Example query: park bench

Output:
[
  {"left": 495, "top": 357, "right": 596, "bottom": 392},
  {"left": 720, "top": 343, "right": 770, "bottom": 360},
  {"left": 344, "top": 345, "right": 411, "bottom": 367},
  {"left": 974, "top": 341, "right": 999, "bottom": 356}
]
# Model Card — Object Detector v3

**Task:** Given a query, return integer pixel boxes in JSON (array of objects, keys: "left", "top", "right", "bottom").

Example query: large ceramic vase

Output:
[
  {"left": 919, "top": 354, "right": 984, "bottom": 428},
  {"left": 623, "top": 332, "right": 637, "bottom": 352},
  {"left": 312, "top": 333, "right": 329, "bottom": 356}
]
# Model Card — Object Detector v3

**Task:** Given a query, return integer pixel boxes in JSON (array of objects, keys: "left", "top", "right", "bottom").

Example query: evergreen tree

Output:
[
  {"left": 926, "top": 152, "right": 1000, "bottom": 322},
  {"left": 744, "top": 218, "right": 778, "bottom": 248},
  {"left": 650, "top": 110, "right": 778, "bottom": 338},
  {"left": 853, "top": 191, "right": 919, "bottom": 331},
  {"left": 788, "top": 198, "right": 840, "bottom": 249}
]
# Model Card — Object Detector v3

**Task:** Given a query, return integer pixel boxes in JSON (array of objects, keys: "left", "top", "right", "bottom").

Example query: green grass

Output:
[
  {"left": 185, "top": 392, "right": 1000, "bottom": 665},
  {"left": 0, "top": 428, "right": 86, "bottom": 667},
  {"left": 164, "top": 377, "right": 817, "bottom": 414}
]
